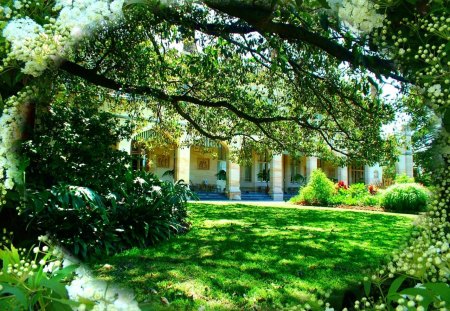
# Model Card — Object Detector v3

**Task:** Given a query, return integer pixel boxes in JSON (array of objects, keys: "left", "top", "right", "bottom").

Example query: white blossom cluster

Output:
[
  {"left": 2, "top": 0, "right": 125, "bottom": 77},
  {"left": 326, "top": 0, "right": 385, "bottom": 33},
  {"left": 0, "top": 86, "right": 36, "bottom": 196},
  {"left": 0, "top": 233, "right": 64, "bottom": 281},
  {"left": 65, "top": 260, "right": 141, "bottom": 311},
  {"left": 373, "top": 13, "right": 450, "bottom": 111},
  {"left": 358, "top": 157, "right": 450, "bottom": 310},
  {"left": 0, "top": 5, "right": 12, "bottom": 19}
]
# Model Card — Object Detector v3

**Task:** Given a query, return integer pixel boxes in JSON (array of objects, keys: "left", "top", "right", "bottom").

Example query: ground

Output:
[{"left": 91, "top": 203, "right": 415, "bottom": 310}]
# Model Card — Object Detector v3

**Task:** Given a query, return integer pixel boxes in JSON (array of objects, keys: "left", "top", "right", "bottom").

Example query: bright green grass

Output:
[{"left": 91, "top": 203, "right": 414, "bottom": 310}]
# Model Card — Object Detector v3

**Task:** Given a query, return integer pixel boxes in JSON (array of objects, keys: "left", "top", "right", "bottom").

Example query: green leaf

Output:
[
  {"left": 41, "top": 278, "right": 68, "bottom": 298},
  {"left": 363, "top": 279, "right": 371, "bottom": 297},
  {"left": 387, "top": 275, "right": 407, "bottom": 301},
  {"left": 423, "top": 282, "right": 450, "bottom": 302},
  {"left": 0, "top": 283, "right": 28, "bottom": 308},
  {"left": 399, "top": 288, "right": 433, "bottom": 309}
]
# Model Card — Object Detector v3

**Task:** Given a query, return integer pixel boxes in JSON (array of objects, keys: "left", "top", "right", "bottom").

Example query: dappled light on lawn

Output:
[{"left": 92, "top": 203, "right": 413, "bottom": 310}]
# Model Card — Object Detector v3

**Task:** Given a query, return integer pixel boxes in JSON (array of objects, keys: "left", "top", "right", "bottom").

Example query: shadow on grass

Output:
[{"left": 92, "top": 203, "right": 413, "bottom": 310}]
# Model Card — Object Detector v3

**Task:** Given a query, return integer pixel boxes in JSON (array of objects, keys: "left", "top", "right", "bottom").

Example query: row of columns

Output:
[{"left": 118, "top": 138, "right": 388, "bottom": 201}]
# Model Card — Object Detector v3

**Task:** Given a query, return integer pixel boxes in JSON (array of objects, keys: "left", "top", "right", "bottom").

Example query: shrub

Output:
[
  {"left": 381, "top": 183, "right": 430, "bottom": 213},
  {"left": 23, "top": 171, "right": 194, "bottom": 259},
  {"left": 295, "top": 169, "right": 335, "bottom": 205},
  {"left": 363, "top": 195, "right": 381, "bottom": 206},
  {"left": 17, "top": 104, "right": 195, "bottom": 258},
  {"left": 348, "top": 183, "right": 367, "bottom": 198},
  {"left": 395, "top": 174, "right": 415, "bottom": 184},
  {"left": 23, "top": 104, "right": 133, "bottom": 194}
]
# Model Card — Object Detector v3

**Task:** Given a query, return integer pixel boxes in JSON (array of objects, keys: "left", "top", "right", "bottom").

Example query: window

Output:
[
  {"left": 131, "top": 142, "right": 145, "bottom": 171},
  {"left": 257, "top": 152, "right": 270, "bottom": 182},
  {"left": 290, "top": 159, "right": 303, "bottom": 183},
  {"left": 351, "top": 165, "right": 365, "bottom": 184},
  {"left": 244, "top": 165, "right": 252, "bottom": 182}
]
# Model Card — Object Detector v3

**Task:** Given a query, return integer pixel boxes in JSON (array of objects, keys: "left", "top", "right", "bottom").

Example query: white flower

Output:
[
  {"left": 13, "top": 1, "right": 23, "bottom": 10},
  {"left": 134, "top": 177, "right": 146, "bottom": 185},
  {"left": 152, "top": 185, "right": 162, "bottom": 192},
  {"left": 428, "top": 84, "right": 442, "bottom": 97}
]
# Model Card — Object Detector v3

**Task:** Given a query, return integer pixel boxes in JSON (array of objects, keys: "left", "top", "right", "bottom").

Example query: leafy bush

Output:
[
  {"left": 363, "top": 195, "right": 381, "bottom": 206},
  {"left": 395, "top": 174, "right": 415, "bottom": 184},
  {"left": 381, "top": 183, "right": 430, "bottom": 213},
  {"left": 23, "top": 172, "right": 194, "bottom": 259},
  {"left": 348, "top": 183, "right": 367, "bottom": 198},
  {"left": 23, "top": 105, "right": 133, "bottom": 194},
  {"left": 17, "top": 104, "right": 195, "bottom": 258},
  {"left": 294, "top": 169, "right": 335, "bottom": 205}
]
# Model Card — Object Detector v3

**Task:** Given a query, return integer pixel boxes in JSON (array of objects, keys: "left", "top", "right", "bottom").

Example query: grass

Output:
[{"left": 90, "top": 203, "right": 414, "bottom": 310}]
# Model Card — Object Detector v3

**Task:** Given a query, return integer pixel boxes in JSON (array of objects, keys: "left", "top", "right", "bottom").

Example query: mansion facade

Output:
[{"left": 116, "top": 128, "right": 414, "bottom": 201}]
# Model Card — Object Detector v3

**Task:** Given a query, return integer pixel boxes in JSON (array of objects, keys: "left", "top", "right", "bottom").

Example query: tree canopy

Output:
[{"left": 0, "top": 0, "right": 449, "bottom": 165}]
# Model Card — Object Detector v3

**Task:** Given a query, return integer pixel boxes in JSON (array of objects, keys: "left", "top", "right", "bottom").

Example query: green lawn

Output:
[{"left": 91, "top": 203, "right": 414, "bottom": 310}]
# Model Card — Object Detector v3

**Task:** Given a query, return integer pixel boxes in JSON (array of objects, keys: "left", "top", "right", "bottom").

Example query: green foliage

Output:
[
  {"left": 361, "top": 275, "right": 450, "bottom": 310},
  {"left": 295, "top": 169, "right": 335, "bottom": 205},
  {"left": 16, "top": 103, "right": 194, "bottom": 258},
  {"left": 23, "top": 104, "right": 133, "bottom": 194},
  {"left": 0, "top": 238, "right": 77, "bottom": 310},
  {"left": 23, "top": 174, "right": 194, "bottom": 259},
  {"left": 395, "top": 174, "right": 415, "bottom": 184},
  {"left": 381, "top": 183, "right": 430, "bottom": 213},
  {"left": 348, "top": 183, "right": 367, "bottom": 198},
  {"left": 362, "top": 195, "right": 381, "bottom": 207}
]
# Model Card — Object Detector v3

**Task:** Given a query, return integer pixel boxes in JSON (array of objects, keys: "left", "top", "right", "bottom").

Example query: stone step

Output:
[
  {"left": 195, "top": 192, "right": 228, "bottom": 201},
  {"left": 241, "top": 192, "right": 272, "bottom": 201}
]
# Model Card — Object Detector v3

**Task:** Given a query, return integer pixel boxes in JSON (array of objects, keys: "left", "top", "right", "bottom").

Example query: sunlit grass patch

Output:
[{"left": 91, "top": 203, "right": 414, "bottom": 310}]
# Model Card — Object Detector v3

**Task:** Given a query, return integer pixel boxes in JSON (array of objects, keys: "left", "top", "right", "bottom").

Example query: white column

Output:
[
  {"left": 396, "top": 153, "right": 406, "bottom": 176},
  {"left": 227, "top": 161, "right": 241, "bottom": 200},
  {"left": 396, "top": 125, "right": 414, "bottom": 178},
  {"left": 306, "top": 156, "right": 318, "bottom": 181},
  {"left": 117, "top": 139, "right": 132, "bottom": 154},
  {"left": 269, "top": 154, "right": 284, "bottom": 201},
  {"left": 405, "top": 128, "right": 414, "bottom": 178},
  {"left": 337, "top": 166, "right": 348, "bottom": 185},
  {"left": 175, "top": 146, "right": 190, "bottom": 184}
]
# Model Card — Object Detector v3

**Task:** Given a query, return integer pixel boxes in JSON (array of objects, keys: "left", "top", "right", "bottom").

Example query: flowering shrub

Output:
[
  {"left": 23, "top": 175, "right": 193, "bottom": 259},
  {"left": 0, "top": 86, "right": 36, "bottom": 196},
  {"left": 0, "top": 232, "right": 77, "bottom": 310},
  {"left": 2, "top": 0, "right": 125, "bottom": 77},
  {"left": 65, "top": 260, "right": 141, "bottom": 310},
  {"left": 336, "top": 180, "right": 348, "bottom": 191},
  {"left": 381, "top": 183, "right": 430, "bottom": 213},
  {"left": 368, "top": 184, "right": 377, "bottom": 195},
  {"left": 347, "top": 157, "right": 450, "bottom": 311},
  {"left": 327, "top": 0, "right": 385, "bottom": 33}
]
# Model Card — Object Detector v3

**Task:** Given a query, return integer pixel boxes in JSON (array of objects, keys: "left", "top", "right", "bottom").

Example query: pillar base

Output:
[
  {"left": 227, "top": 192, "right": 241, "bottom": 200},
  {"left": 270, "top": 193, "right": 284, "bottom": 201}
]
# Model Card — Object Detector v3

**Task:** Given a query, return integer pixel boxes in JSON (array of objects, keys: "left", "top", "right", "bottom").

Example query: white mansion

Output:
[{"left": 115, "top": 127, "right": 414, "bottom": 201}]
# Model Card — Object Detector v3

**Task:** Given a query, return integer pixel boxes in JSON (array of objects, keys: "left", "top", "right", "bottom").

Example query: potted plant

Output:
[{"left": 257, "top": 168, "right": 270, "bottom": 193}]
